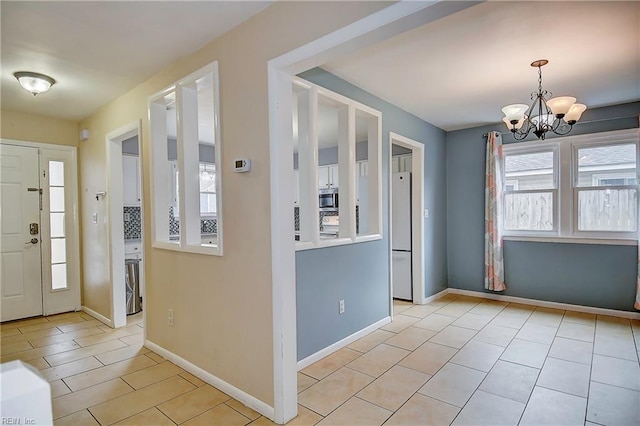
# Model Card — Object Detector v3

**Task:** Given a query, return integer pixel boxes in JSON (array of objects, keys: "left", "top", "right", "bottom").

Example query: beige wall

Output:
[
  {"left": 0, "top": 109, "right": 78, "bottom": 146},
  {"left": 78, "top": 1, "right": 389, "bottom": 408}
]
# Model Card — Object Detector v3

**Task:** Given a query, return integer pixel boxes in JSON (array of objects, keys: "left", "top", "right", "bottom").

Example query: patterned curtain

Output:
[{"left": 485, "top": 131, "right": 506, "bottom": 292}]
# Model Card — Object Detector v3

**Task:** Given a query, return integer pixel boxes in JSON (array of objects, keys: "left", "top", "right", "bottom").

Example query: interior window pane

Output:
[
  {"left": 51, "top": 263, "right": 67, "bottom": 290},
  {"left": 49, "top": 187, "right": 65, "bottom": 212},
  {"left": 50, "top": 213, "right": 65, "bottom": 238},
  {"left": 166, "top": 92, "right": 179, "bottom": 229},
  {"left": 49, "top": 161, "right": 64, "bottom": 186},
  {"left": 504, "top": 151, "right": 555, "bottom": 190},
  {"left": 196, "top": 73, "right": 214, "bottom": 146},
  {"left": 317, "top": 93, "right": 344, "bottom": 240},
  {"left": 51, "top": 238, "right": 66, "bottom": 264},
  {"left": 199, "top": 163, "right": 216, "bottom": 192},
  {"left": 504, "top": 192, "right": 554, "bottom": 231},
  {"left": 356, "top": 109, "right": 373, "bottom": 236},
  {"left": 293, "top": 84, "right": 310, "bottom": 243},
  {"left": 577, "top": 144, "right": 637, "bottom": 187},
  {"left": 578, "top": 188, "right": 637, "bottom": 231},
  {"left": 200, "top": 193, "right": 216, "bottom": 215}
]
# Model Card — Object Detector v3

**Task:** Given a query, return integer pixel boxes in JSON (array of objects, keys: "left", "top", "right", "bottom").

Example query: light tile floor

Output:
[{"left": 1, "top": 296, "right": 639, "bottom": 425}]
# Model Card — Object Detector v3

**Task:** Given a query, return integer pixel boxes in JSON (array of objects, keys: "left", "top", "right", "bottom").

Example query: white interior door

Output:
[{"left": 0, "top": 144, "right": 43, "bottom": 321}]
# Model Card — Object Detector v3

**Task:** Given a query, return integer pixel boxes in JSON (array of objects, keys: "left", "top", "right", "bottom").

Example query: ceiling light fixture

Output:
[
  {"left": 502, "top": 60, "right": 586, "bottom": 140},
  {"left": 13, "top": 71, "right": 56, "bottom": 96}
]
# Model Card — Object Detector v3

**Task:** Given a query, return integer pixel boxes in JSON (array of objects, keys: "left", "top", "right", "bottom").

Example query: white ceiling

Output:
[
  {"left": 2, "top": 1, "right": 638, "bottom": 133},
  {"left": 324, "top": 1, "right": 640, "bottom": 131},
  {"left": 0, "top": 1, "right": 271, "bottom": 121}
]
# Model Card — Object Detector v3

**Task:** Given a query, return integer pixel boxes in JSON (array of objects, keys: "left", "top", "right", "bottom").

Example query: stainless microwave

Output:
[{"left": 319, "top": 188, "right": 338, "bottom": 210}]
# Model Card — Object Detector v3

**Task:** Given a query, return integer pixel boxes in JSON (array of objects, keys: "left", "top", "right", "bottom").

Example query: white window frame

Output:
[
  {"left": 293, "top": 77, "right": 382, "bottom": 251},
  {"left": 501, "top": 143, "right": 559, "bottom": 237},
  {"left": 149, "top": 61, "right": 223, "bottom": 256},
  {"left": 571, "top": 133, "right": 639, "bottom": 240},
  {"left": 501, "top": 128, "right": 639, "bottom": 245}
]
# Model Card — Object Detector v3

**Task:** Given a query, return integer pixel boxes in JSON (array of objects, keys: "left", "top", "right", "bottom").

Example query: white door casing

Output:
[
  {"left": 389, "top": 133, "right": 426, "bottom": 305},
  {"left": 0, "top": 144, "right": 43, "bottom": 321}
]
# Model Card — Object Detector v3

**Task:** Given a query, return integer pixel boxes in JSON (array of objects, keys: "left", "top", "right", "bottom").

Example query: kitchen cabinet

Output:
[
  {"left": 356, "top": 161, "right": 368, "bottom": 206},
  {"left": 123, "top": 155, "right": 141, "bottom": 206},
  {"left": 357, "top": 160, "right": 368, "bottom": 177},
  {"left": 402, "top": 155, "right": 412, "bottom": 173},
  {"left": 169, "top": 161, "right": 178, "bottom": 208},
  {"left": 318, "top": 164, "right": 339, "bottom": 189},
  {"left": 293, "top": 170, "right": 300, "bottom": 206},
  {"left": 392, "top": 154, "right": 412, "bottom": 173}
]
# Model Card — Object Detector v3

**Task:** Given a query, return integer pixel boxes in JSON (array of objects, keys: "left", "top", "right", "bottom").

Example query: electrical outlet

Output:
[
  {"left": 424, "top": 209, "right": 429, "bottom": 219},
  {"left": 339, "top": 300, "right": 345, "bottom": 314},
  {"left": 168, "top": 309, "right": 174, "bottom": 326}
]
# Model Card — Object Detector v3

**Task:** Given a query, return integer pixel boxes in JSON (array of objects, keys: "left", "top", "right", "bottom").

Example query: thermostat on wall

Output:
[{"left": 233, "top": 158, "right": 251, "bottom": 173}]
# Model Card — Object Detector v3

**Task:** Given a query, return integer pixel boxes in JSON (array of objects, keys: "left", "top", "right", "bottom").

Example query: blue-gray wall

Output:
[
  {"left": 296, "top": 68, "right": 448, "bottom": 360},
  {"left": 446, "top": 102, "right": 640, "bottom": 312}
]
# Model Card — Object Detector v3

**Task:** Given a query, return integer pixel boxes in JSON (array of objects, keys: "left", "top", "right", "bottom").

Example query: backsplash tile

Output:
[
  {"left": 169, "top": 207, "right": 180, "bottom": 235},
  {"left": 168, "top": 206, "right": 217, "bottom": 236},
  {"left": 123, "top": 207, "right": 141, "bottom": 240},
  {"left": 294, "top": 207, "right": 359, "bottom": 233}
]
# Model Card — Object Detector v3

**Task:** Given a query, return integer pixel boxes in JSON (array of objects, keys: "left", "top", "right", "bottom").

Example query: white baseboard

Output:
[
  {"left": 144, "top": 340, "right": 275, "bottom": 421},
  {"left": 448, "top": 289, "right": 640, "bottom": 320},
  {"left": 421, "top": 288, "right": 450, "bottom": 304},
  {"left": 81, "top": 306, "right": 113, "bottom": 327},
  {"left": 297, "top": 316, "right": 392, "bottom": 371}
]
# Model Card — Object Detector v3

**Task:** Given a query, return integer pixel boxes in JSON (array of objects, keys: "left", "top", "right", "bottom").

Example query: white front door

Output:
[{"left": 0, "top": 144, "right": 43, "bottom": 321}]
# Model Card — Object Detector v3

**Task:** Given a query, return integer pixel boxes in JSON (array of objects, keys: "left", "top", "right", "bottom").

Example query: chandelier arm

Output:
[
  {"left": 512, "top": 130, "right": 530, "bottom": 141},
  {"left": 552, "top": 123, "right": 573, "bottom": 136}
]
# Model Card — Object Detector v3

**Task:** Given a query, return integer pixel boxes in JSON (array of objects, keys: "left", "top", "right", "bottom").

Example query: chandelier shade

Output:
[
  {"left": 546, "top": 96, "right": 576, "bottom": 117},
  {"left": 502, "top": 60, "right": 586, "bottom": 140}
]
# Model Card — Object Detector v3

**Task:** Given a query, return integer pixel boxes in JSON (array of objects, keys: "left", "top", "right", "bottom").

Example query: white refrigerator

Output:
[{"left": 392, "top": 172, "right": 412, "bottom": 300}]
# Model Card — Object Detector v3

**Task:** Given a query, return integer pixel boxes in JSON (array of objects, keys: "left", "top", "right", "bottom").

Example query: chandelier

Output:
[{"left": 502, "top": 60, "right": 587, "bottom": 140}]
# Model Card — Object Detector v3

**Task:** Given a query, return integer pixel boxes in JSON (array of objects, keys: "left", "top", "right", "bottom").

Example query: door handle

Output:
[{"left": 25, "top": 238, "right": 39, "bottom": 245}]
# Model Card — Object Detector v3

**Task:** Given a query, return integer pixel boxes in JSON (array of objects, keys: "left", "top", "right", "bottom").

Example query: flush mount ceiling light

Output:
[
  {"left": 13, "top": 71, "right": 56, "bottom": 96},
  {"left": 502, "top": 60, "right": 587, "bottom": 140}
]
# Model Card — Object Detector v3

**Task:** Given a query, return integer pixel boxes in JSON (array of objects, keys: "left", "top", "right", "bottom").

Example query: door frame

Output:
[
  {"left": 0, "top": 139, "right": 81, "bottom": 316},
  {"left": 389, "top": 132, "right": 426, "bottom": 306},
  {"left": 105, "top": 121, "right": 143, "bottom": 329}
]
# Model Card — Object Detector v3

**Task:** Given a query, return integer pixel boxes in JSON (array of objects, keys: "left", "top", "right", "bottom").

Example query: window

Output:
[
  {"left": 575, "top": 143, "right": 637, "bottom": 233},
  {"left": 149, "top": 62, "right": 222, "bottom": 255},
  {"left": 503, "top": 150, "right": 557, "bottom": 232},
  {"left": 292, "top": 77, "right": 382, "bottom": 250},
  {"left": 48, "top": 160, "right": 68, "bottom": 289},
  {"left": 501, "top": 129, "right": 639, "bottom": 241}
]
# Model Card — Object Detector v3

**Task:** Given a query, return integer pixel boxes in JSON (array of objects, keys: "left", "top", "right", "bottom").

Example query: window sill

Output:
[
  {"left": 152, "top": 240, "right": 222, "bottom": 256},
  {"left": 295, "top": 234, "right": 382, "bottom": 251},
  {"left": 503, "top": 235, "right": 637, "bottom": 246}
]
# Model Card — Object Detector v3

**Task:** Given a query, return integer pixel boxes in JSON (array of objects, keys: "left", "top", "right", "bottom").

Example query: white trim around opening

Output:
[
  {"left": 105, "top": 121, "right": 143, "bottom": 330},
  {"left": 389, "top": 132, "right": 426, "bottom": 306},
  {"left": 267, "top": 1, "right": 477, "bottom": 422}
]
